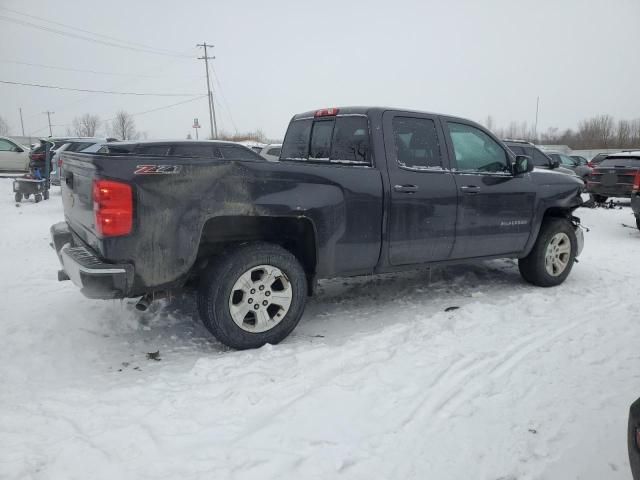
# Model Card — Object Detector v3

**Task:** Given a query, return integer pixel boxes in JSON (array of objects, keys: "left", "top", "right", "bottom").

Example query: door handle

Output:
[
  {"left": 394, "top": 184, "right": 419, "bottom": 193},
  {"left": 460, "top": 185, "right": 480, "bottom": 194}
]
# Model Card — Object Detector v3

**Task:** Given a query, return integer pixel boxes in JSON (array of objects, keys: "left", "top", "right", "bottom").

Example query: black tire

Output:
[
  {"left": 636, "top": 215, "right": 640, "bottom": 231},
  {"left": 197, "top": 242, "right": 307, "bottom": 350},
  {"left": 592, "top": 194, "right": 608, "bottom": 203},
  {"left": 518, "top": 218, "right": 577, "bottom": 287},
  {"left": 34, "top": 194, "right": 42, "bottom": 203},
  {"left": 43, "top": 190, "right": 49, "bottom": 200},
  {"left": 24, "top": 194, "right": 30, "bottom": 199},
  {"left": 14, "top": 192, "right": 22, "bottom": 202}
]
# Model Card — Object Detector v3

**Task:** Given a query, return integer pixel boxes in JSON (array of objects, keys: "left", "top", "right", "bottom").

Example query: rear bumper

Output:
[
  {"left": 586, "top": 183, "right": 633, "bottom": 197},
  {"left": 50, "top": 222, "right": 134, "bottom": 299}
]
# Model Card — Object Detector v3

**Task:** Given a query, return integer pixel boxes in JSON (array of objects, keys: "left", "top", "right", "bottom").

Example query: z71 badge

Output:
[{"left": 134, "top": 165, "right": 182, "bottom": 175}]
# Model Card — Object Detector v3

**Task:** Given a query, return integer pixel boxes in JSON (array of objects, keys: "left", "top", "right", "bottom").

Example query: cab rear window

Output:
[{"left": 281, "top": 116, "right": 370, "bottom": 166}]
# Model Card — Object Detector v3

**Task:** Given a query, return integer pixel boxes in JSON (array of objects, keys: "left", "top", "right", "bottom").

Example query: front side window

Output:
[
  {"left": 448, "top": 122, "right": 509, "bottom": 173},
  {"left": 559, "top": 154, "right": 577, "bottom": 166},
  {"left": 392, "top": 117, "right": 442, "bottom": 169}
]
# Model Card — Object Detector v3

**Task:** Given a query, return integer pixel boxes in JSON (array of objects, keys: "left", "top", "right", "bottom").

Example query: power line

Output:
[
  {"left": 0, "top": 80, "right": 201, "bottom": 97},
  {"left": 0, "top": 6, "right": 192, "bottom": 58},
  {"left": 0, "top": 14, "right": 192, "bottom": 59},
  {"left": 0, "top": 59, "right": 168, "bottom": 78},
  {"left": 211, "top": 65, "right": 238, "bottom": 133},
  {"left": 43, "top": 111, "right": 54, "bottom": 136}
]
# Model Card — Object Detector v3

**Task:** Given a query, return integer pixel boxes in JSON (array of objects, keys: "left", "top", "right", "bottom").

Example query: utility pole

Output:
[
  {"left": 43, "top": 111, "right": 54, "bottom": 136},
  {"left": 19, "top": 108, "right": 25, "bottom": 136},
  {"left": 534, "top": 96, "right": 540, "bottom": 142},
  {"left": 197, "top": 42, "right": 218, "bottom": 139}
]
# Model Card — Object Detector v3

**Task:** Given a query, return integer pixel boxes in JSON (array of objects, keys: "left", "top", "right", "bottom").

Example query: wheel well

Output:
[
  {"left": 543, "top": 207, "right": 572, "bottom": 221},
  {"left": 194, "top": 216, "right": 317, "bottom": 278}
]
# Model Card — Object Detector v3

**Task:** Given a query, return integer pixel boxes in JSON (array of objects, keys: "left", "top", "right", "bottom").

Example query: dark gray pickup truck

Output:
[{"left": 51, "top": 106, "right": 585, "bottom": 349}]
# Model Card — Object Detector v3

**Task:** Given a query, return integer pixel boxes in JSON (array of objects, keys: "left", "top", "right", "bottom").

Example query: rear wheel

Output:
[
  {"left": 197, "top": 243, "right": 308, "bottom": 350},
  {"left": 43, "top": 190, "right": 49, "bottom": 200},
  {"left": 592, "top": 194, "right": 608, "bottom": 203},
  {"left": 14, "top": 192, "right": 21, "bottom": 202},
  {"left": 519, "top": 218, "right": 577, "bottom": 287},
  {"left": 636, "top": 215, "right": 640, "bottom": 231},
  {"left": 34, "top": 194, "right": 42, "bottom": 203}
]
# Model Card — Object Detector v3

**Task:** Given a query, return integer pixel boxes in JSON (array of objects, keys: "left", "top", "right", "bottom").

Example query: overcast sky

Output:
[{"left": 1, "top": 0, "right": 639, "bottom": 141}]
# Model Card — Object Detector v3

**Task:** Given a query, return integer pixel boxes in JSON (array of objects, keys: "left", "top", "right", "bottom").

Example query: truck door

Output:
[
  {"left": 442, "top": 119, "right": 536, "bottom": 259},
  {"left": 382, "top": 111, "right": 458, "bottom": 265}
]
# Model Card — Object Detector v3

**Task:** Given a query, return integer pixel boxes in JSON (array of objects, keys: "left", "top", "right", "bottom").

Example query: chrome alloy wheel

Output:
[
  {"left": 228, "top": 264, "right": 293, "bottom": 333},
  {"left": 544, "top": 232, "right": 572, "bottom": 277}
]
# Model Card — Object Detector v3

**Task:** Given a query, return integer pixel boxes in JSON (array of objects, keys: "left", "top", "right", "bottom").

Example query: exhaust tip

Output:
[{"left": 135, "top": 296, "right": 151, "bottom": 312}]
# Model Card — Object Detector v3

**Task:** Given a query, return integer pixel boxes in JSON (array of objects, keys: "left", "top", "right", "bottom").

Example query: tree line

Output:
[
  {"left": 483, "top": 114, "right": 640, "bottom": 150},
  {"left": 0, "top": 111, "right": 142, "bottom": 140}
]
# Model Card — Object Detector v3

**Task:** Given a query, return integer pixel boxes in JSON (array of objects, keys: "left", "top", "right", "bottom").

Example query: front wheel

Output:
[
  {"left": 197, "top": 242, "right": 308, "bottom": 350},
  {"left": 519, "top": 218, "right": 577, "bottom": 287},
  {"left": 14, "top": 192, "right": 22, "bottom": 202}
]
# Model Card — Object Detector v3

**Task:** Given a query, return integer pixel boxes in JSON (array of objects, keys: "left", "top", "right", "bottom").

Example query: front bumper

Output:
[
  {"left": 575, "top": 224, "right": 585, "bottom": 257},
  {"left": 50, "top": 222, "right": 134, "bottom": 299}
]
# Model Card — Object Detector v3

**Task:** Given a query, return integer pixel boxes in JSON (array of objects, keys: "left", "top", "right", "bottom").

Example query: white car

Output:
[
  {"left": 259, "top": 144, "right": 282, "bottom": 162},
  {"left": 0, "top": 136, "right": 29, "bottom": 172}
]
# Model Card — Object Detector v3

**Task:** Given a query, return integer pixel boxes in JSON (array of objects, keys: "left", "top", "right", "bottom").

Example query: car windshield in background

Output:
[{"left": 599, "top": 158, "right": 640, "bottom": 168}]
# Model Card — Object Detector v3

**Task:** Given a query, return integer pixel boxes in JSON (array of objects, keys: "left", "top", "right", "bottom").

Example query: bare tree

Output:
[
  {"left": 0, "top": 115, "right": 10, "bottom": 136},
  {"left": 72, "top": 113, "right": 100, "bottom": 137},
  {"left": 110, "top": 111, "right": 138, "bottom": 140}
]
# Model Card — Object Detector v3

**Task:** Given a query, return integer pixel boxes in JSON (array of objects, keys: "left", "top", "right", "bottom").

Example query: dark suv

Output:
[
  {"left": 587, "top": 151, "right": 640, "bottom": 203},
  {"left": 503, "top": 140, "right": 577, "bottom": 178}
]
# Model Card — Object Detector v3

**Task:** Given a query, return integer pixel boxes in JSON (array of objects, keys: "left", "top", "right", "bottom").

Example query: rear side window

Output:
[
  {"left": 219, "top": 145, "right": 261, "bottom": 160},
  {"left": 266, "top": 147, "right": 281, "bottom": 156},
  {"left": 507, "top": 145, "right": 526, "bottom": 155},
  {"left": 599, "top": 158, "right": 640, "bottom": 168},
  {"left": 172, "top": 144, "right": 216, "bottom": 158},
  {"left": 392, "top": 117, "right": 442, "bottom": 169},
  {"left": 530, "top": 148, "right": 551, "bottom": 167},
  {"left": 136, "top": 145, "right": 170, "bottom": 156},
  {"left": 67, "top": 142, "right": 94, "bottom": 152}
]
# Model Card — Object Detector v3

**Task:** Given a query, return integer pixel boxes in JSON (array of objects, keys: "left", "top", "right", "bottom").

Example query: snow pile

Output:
[{"left": 1, "top": 179, "right": 639, "bottom": 479}]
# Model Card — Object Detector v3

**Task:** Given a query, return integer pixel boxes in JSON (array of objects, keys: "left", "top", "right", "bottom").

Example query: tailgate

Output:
[{"left": 60, "top": 152, "right": 102, "bottom": 251}]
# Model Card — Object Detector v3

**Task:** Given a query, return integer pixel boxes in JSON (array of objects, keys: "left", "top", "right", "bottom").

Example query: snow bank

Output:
[{"left": 1, "top": 179, "right": 639, "bottom": 479}]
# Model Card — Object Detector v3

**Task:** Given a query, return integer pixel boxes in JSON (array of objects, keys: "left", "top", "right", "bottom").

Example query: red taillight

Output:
[
  {"left": 93, "top": 179, "right": 133, "bottom": 237},
  {"left": 633, "top": 171, "right": 640, "bottom": 193},
  {"left": 587, "top": 161, "right": 593, "bottom": 168},
  {"left": 314, "top": 107, "right": 339, "bottom": 117},
  {"left": 57, "top": 157, "right": 63, "bottom": 168}
]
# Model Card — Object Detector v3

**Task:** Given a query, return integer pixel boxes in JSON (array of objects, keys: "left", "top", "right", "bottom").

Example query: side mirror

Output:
[
  {"left": 514, "top": 155, "right": 534, "bottom": 174},
  {"left": 550, "top": 158, "right": 560, "bottom": 169}
]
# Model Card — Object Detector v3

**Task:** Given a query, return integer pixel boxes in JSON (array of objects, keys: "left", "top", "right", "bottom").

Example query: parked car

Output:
[
  {"left": 588, "top": 152, "right": 610, "bottom": 168},
  {"left": 629, "top": 397, "right": 640, "bottom": 479},
  {"left": 259, "top": 143, "right": 282, "bottom": 162},
  {"left": 570, "top": 155, "right": 589, "bottom": 166},
  {"left": 51, "top": 107, "right": 584, "bottom": 350},
  {"left": 546, "top": 151, "right": 592, "bottom": 179},
  {"left": 503, "top": 140, "right": 577, "bottom": 177},
  {"left": 0, "top": 136, "right": 30, "bottom": 172},
  {"left": 51, "top": 138, "right": 116, "bottom": 185},
  {"left": 586, "top": 151, "right": 640, "bottom": 203},
  {"left": 632, "top": 181, "right": 640, "bottom": 230}
]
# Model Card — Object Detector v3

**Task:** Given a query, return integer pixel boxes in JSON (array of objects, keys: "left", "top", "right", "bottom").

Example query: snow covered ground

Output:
[{"left": 1, "top": 178, "right": 639, "bottom": 480}]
